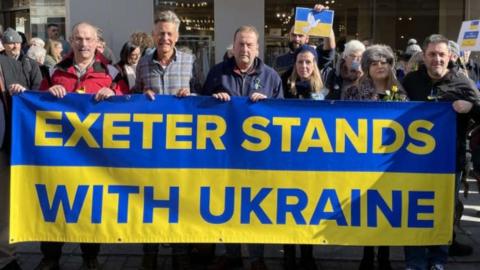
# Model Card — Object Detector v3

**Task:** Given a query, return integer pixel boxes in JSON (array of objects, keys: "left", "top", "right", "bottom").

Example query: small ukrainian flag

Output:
[{"left": 294, "top": 7, "right": 334, "bottom": 37}]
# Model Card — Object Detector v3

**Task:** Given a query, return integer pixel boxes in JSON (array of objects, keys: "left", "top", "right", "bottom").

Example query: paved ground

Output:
[{"left": 13, "top": 178, "right": 480, "bottom": 270}]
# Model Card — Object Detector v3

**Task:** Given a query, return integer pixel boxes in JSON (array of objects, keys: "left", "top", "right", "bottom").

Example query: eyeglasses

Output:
[{"left": 370, "top": 61, "right": 390, "bottom": 67}]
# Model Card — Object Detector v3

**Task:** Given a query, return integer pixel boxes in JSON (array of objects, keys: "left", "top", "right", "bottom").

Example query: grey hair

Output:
[
  {"left": 233, "top": 25, "right": 259, "bottom": 43},
  {"left": 70, "top": 21, "right": 99, "bottom": 40},
  {"left": 422, "top": 34, "right": 449, "bottom": 51},
  {"left": 155, "top": 10, "right": 181, "bottom": 32},
  {"left": 360, "top": 44, "right": 395, "bottom": 73},
  {"left": 27, "top": 46, "right": 46, "bottom": 64},
  {"left": 342, "top": 39, "right": 366, "bottom": 59},
  {"left": 30, "top": 37, "right": 45, "bottom": 48}
]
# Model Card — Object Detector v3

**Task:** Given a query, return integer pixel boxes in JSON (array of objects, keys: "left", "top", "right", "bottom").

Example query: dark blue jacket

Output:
[{"left": 202, "top": 57, "right": 283, "bottom": 99}]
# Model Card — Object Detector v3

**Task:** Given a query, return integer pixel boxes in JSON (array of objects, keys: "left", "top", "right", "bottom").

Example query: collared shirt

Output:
[{"left": 135, "top": 48, "right": 200, "bottom": 95}]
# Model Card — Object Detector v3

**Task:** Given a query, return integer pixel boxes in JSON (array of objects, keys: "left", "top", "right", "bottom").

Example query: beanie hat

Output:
[
  {"left": 448, "top": 40, "right": 460, "bottom": 57},
  {"left": 1, "top": 28, "right": 22, "bottom": 44},
  {"left": 294, "top": 44, "right": 318, "bottom": 61}
]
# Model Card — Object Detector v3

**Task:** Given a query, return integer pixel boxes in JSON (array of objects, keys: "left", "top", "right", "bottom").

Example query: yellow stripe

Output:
[
  {"left": 294, "top": 21, "right": 331, "bottom": 37},
  {"left": 10, "top": 166, "right": 454, "bottom": 245}
]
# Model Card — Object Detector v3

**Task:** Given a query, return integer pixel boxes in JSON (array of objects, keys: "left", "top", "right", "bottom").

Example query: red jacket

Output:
[{"left": 39, "top": 52, "right": 128, "bottom": 94}]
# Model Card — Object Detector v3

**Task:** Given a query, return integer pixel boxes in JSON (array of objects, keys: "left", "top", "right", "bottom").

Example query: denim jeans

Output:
[{"left": 403, "top": 171, "right": 460, "bottom": 269}]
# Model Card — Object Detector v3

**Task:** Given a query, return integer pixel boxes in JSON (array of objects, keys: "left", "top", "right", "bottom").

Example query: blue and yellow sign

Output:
[
  {"left": 294, "top": 7, "right": 334, "bottom": 37},
  {"left": 10, "top": 92, "right": 455, "bottom": 245}
]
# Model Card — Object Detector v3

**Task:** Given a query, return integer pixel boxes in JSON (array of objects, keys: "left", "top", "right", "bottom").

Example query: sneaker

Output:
[
  {"left": 172, "top": 254, "right": 191, "bottom": 270},
  {"left": 141, "top": 254, "right": 157, "bottom": 270},
  {"left": 207, "top": 255, "right": 243, "bottom": 270},
  {"left": 358, "top": 258, "right": 373, "bottom": 270},
  {"left": 250, "top": 259, "right": 267, "bottom": 270},
  {"left": 378, "top": 260, "right": 392, "bottom": 270},
  {"left": 81, "top": 258, "right": 99, "bottom": 270},
  {"left": 34, "top": 259, "right": 59, "bottom": 270},
  {"left": 430, "top": 264, "right": 445, "bottom": 270},
  {"left": 449, "top": 240, "right": 473, "bottom": 256},
  {"left": 1, "top": 260, "right": 21, "bottom": 270},
  {"left": 299, "top": 257, "right": 318, "bottom": 270}
]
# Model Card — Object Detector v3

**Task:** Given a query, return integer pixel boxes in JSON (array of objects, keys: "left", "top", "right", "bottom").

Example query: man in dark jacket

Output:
[
  {"left": 202, "top": 25, "right": 282, "bottom": 270},
  {"left": 203, "top": 25, "right": 283, "bottom": 102},
  {"left": 402, "top": 34, "right": 480, "bottom": 270},
  {"left": 1, "top": 28, "right": 42, "bottom": 90},
  {"left": 0, "top": 53, "right": 30, "bottom": 270}
]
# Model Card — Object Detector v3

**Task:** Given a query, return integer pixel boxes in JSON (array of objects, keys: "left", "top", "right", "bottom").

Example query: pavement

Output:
[{"left": 13, "top": 178, "right": 480, "bottom": 270}]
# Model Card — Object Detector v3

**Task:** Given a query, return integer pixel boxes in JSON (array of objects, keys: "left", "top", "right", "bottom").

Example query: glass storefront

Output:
[{"left": 0, "top": 0, "right": 65, "bottom": 40}]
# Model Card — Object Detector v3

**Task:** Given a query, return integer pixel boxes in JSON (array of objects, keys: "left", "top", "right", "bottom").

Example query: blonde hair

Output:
[
  {"left": 45, "top": 39, "right": 63, "bottom": 62},
  {"left": 288, "top": 51, "right": 324, "bottom": 96}
]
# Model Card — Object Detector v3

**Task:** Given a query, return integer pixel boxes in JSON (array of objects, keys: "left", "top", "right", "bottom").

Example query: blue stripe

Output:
[
  {"left": 295, "top": 8, "right": 333, "bottom": 24},
  {"left": 12, "top": 92, "right": 456, "bottom": 173}
]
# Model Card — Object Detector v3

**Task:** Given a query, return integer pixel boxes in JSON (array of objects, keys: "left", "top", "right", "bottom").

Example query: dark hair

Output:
[
  {"left": 47, "top": 23, "right": 59, "bottom": 29},
  {"left": 117, "top": 41, "right": 140, "bottom": 66},
  {"left": 422, "top": 34, "right": 449, "bottom": 51}
]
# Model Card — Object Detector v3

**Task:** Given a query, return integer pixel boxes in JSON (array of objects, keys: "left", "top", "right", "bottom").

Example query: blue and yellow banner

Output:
[
  {"left": 10, "top": 92, "right": 455, "bottom": 245},
  {"left": 294, "top": 7, "right": 334, "bottom": 37}
]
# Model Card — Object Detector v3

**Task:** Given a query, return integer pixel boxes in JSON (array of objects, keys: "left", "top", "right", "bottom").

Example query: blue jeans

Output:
[
  {"left": 403, "top": 171, "right": 460, "bottom": 269},
  {"left": 404, "top": 245, "right": 448, "bottom": 270}
]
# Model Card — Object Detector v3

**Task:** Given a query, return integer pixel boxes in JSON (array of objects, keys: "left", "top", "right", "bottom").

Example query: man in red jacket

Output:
[
  {"left": 40, "top": 22, "right": 127, "bottom": 98},
  {"left": 37, "top": 21, "right": 127, "bottom": 270}
]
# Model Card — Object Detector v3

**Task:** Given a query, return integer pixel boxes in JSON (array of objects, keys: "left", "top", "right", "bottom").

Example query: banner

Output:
[
  {"left": 457, "top": 19, "right": 480, "bottom": 51},
  {"left": 294, "top": 7, "right": 334, "bottom": 37},
  {"left": 11, "top": 92, "right": 455, "bottom": 245}
]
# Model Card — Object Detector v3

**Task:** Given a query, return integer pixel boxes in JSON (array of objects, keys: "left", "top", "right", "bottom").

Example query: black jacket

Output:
[
  {"left": 0, "top": 54, "right": 30, "bottom": 151},
  {"left": 403, "top": 65, "right": 480, "bottom": 170}
]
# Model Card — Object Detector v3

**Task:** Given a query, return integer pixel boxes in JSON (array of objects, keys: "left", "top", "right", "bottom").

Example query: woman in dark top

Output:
[
  {"left": 115, "top": 41, "right": 141, "bottom": 94},
  {"left": 343, "top": 44, "right": 407, "bottom": 270}
]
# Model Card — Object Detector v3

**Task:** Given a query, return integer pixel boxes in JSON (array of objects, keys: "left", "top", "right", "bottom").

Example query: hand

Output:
[
  {"left": 452, "top": 100, "right": 473, "bottom": 114},
  {"left": 94, "top": 87, "right": 115, "bottom": 101},
  {"left": 176, "top": 88, "right": 190, "bottom": 97},
  {"left": 8, "top": 84, "right": 26, "bottom": 95},
  {"left": 213, "top": 92, "right": 231, "bottom": 102},
  {"left": 250, "top": 92, "right": 267, "bottom": 102},
  {"left": 48, "top": 85, "right": 67, "bottom": 98},
  {"left": 313, "top": 4, "right": 328, "bottom": 12},
  {"left": 145, "top": 89, "right": 156, "bottom": 101}
]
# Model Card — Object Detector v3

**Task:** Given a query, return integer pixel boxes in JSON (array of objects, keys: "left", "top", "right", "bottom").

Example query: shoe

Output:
[
  {"left": 207, "top": 255, "right": 243, "bottom": 270},
  {"left": 358, "top": 258, "right": 373, "bottom": 270},
  {"left": 430, "top": 264, "right": 445, "bottom": 270},
  {"left": 283, "top": 255, "right": 296, "bottom": 270},
  {"left": 1, "top": 260, "right": 21, "bottom": 270},
  {"left": 34, "top": 259, "right": 59, "bottom": 270},
  {"left": 299, "top": 257, "right": 317, "bottom": 270},
  {"left": 378, "top": 260, "right": 392, "bottom": 270},
  {"left": 449, "top": 240, "right": 473, "bottom": 256},
  {"left": 81, "top": 258, "right": 99, "bottom": 270},
  {"left": 172, "top": 254, "right": 191, "bottom": 270},
  {"left": 250, "top": 259, "right": 267, "bottom": 270},
  {"left": 141, "top": 254, "right": 157, "bottom": 270}
]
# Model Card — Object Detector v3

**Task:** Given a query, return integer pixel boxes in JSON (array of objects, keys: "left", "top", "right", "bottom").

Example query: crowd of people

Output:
[{"left": 0, "top": 4, "right": 479, "bottom": 270}]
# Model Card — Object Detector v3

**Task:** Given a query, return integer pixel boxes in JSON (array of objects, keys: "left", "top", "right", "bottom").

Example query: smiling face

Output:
[
  {"left": 153, "top": 21, "right": 178, "bottom": 58},
  {"left": 70, "top": 23, "right": 98, "bottom": 63},
  {"left": 295, "top": 51, "right": 316, "bottom": 80},
  {"left": 369, "top": 59, "right": 390, "bottom": 82},
  {"left": 424, "top": 42, "right": 450, "bottom": 80}
]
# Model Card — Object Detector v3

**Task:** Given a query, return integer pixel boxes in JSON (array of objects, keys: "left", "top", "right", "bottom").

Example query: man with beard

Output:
[
  {"left": 323, "top": 39, "right": 366, "bottom": 100},
  {"left": 273, "top": 4, "right": 335, "bottom": 76},
  {"left": 402, "top": 34, "right": 480, "bottom": 270}
]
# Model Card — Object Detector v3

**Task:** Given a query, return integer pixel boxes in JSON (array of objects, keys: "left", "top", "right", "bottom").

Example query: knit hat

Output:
[
  {"left": 448, "top": 40, "right": 460, "bottom": 57},
  {"left": 1, "top": 28, "right": 22, "bottom": 44},
  {"left": 360, "top": 44, "right": 395, "bottom": 73},
  {"left": 294, "top": 44, "right": 318, "bottom": 61},
  {"left": 405, "top": 44, "right": 422, "bottom": 56}
]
